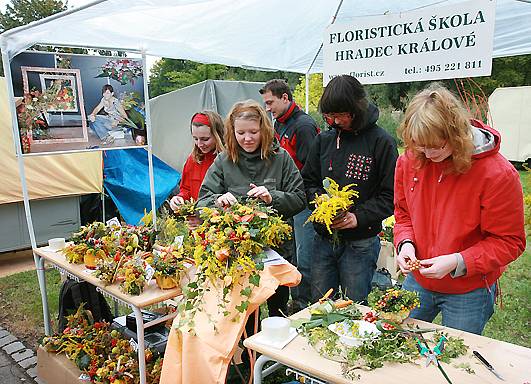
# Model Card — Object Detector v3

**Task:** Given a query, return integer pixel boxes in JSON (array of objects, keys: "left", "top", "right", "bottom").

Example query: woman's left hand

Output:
[
  {"left": 330, "top": 212, "right": 358, "bottom": 229},
  {"left": 419, "top": 253, "right": 458, "bottom": 279},
  {"left": 247, "top": 183, "right": 272, "bottom": 204}
]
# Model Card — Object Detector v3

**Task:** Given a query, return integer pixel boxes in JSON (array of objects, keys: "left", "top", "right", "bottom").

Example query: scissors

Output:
[{"left": 416, "top": 335, "right": 447, "bottom": 366}]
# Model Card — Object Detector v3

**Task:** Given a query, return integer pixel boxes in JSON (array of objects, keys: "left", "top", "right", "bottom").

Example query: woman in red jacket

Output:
[
  {"left": 394, "top": 86, "right": 526, "bottom": 335},
  {"left": 169, "top": 111, "right": 224, "bottom": 210}
]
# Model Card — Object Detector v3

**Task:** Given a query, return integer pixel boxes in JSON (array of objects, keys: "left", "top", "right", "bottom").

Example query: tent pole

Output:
[
  {"left": 305, "top": 0, "right": 345, "bottom": 88},
  {"left": 143, "top": 52, "right": 157, "bottom": 230},
  {"left": 305, "top": 74, "right": 309, "bottom": 113},
  {"left": 102, "top": 189, "right": 106, "bottom": 222},
  {"left": 2, "top": 51, "right": 51, "bottom": 335}
]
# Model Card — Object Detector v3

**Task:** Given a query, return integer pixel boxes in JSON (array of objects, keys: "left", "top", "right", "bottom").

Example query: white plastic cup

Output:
[
  {"left": 261, "top": 316, "right": 290, "bottom": 342},
  {"left": 48, "top": 237, "right": 66, "bottom": 251}
]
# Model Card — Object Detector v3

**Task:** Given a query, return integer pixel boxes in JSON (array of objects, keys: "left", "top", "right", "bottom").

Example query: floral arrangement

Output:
[
  {"left": 97, "top": 59, "right": 143, "bottom": 85},
  {"left": 368, "top": 287, "right": 420, "bottom": 314},
  {"left": 152, "top": 247, "right": 190, "bottom": 277},
  {"left": 119, "top": 91, "right": 145, "bottom": 132},
  {"left": 171, "top": 198, "right": 197, "bottom": 219},
  {"left": 42, "top": 305, "right": 163, "bottom": 384},
  {"left": 155, "top": 208, "right": 190, "bottom": 247},
  {"left": 307, "top": 178, "right": 359, "bottom": 241},
  {"left": 379, "top": 215, "right": 395, "bottom": 243},
  {"left": 297, "top": 299, "right": 468, "bottom": 380},
  {"left": 118, "top": 258, "right": 148, "bottom": 296},
  {"left": 64, "top": 222, "right": 110, "bottom": 264},
  {"left": 178, "top": 201, "right": 292, "bottom": 331},
  {"left": 16, "top": 79, "right": 81, "bottom": 150},
  {"left": 152, "top": 246, "right": 192, "bottom": 289},
  {"left": 50, "top": 81, "right": 76, "bottom": 111}
]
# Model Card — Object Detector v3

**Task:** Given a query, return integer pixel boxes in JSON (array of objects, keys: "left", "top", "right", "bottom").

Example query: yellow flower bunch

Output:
[
  {"left": 191, "top": 203, "right": 291, "bottom": 286},
  {"left": 179, "top": 201, "right": 292, "bottom": 329},
  {"left": 307, "top": 177, "right": 359, "bottom": 234}
]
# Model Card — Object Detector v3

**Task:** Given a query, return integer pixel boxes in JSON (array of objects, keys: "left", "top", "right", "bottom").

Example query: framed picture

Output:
[
  {"left": 39, "top": 73, "right": 78, "bottom": 113},
  {"left": 11, "top": 51, "right": 146, "bottom": 155},
  {"left": 20, "top": 66, "right": 88, "bottom": 146}
]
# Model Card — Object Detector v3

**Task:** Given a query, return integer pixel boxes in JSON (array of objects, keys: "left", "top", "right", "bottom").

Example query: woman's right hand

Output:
[
  {"left": 397, "top": 242, "right": 417, "bottom": 275},
  {"left": 216, "top": 192, "right": 237, "bottom": 207},
  {"left": 169, "top": 195, "right": 185, "bottom": 211}
]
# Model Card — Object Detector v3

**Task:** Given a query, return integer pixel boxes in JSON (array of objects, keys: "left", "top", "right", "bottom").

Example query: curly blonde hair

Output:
[
  {"left": 224, "top": 100, "right": 275, "bottom": 163},
  {"left": 398, "top": 85, "right": 474, "bottom": 174}
]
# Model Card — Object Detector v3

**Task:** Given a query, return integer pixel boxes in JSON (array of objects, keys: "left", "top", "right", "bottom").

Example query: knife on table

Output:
[{"left": 473, "top": 350, "right": 505, "bottom": 381}]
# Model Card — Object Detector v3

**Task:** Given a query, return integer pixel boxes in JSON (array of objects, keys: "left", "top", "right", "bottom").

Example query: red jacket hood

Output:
[{"left": 470, "top": 119, "right": 500, "bottom": 159}]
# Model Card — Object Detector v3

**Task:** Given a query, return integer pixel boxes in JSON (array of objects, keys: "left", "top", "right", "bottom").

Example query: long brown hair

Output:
[
  {"left": 190, "top": 110, "right": 225, "bottom": 163},
  {"left": 398, "top": 85, "right": 474, "bottom": 174},
  {"left": 224, "top": 100, "right": 274, "bottom": 163}
]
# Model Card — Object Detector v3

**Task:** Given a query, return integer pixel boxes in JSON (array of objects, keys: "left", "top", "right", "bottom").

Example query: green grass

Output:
[{"left": 0, "top": 268, "right": 61, "bottom": 349}]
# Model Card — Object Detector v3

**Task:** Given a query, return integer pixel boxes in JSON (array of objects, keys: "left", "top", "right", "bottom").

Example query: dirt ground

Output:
[{"left": 0, "top": 249, "right": 35, "bottom": 278}]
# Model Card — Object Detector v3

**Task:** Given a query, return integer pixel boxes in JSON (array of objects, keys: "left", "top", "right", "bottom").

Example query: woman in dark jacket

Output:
[{"left": 197, "top": 99, "right": 306, "bottom": 315}]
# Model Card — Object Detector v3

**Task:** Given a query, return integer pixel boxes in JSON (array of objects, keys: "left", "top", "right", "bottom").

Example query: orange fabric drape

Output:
[{"left": 160, "top": 264, "right": 301, "bottom": 384}]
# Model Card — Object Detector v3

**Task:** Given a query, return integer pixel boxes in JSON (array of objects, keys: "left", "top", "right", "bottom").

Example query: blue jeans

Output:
[
  {"left": 90, "top": 115, "right": 115, "bottom": 140},
  {"left": 311, "top": 234, "right": 380, "bottom": 303},
  {"left": 402, "top": 274, "right": 495, "bottom": 335},
  {"left": 291, "top": 208, "right": 315, "bottom": 310}
]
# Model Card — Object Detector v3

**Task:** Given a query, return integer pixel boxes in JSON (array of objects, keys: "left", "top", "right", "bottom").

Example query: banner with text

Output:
[{"left": 323, "top": 0, "right": 496, "bottom": 85}]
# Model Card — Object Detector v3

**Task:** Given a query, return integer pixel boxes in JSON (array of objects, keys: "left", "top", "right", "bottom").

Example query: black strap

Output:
[
  {"left": 70, "top": 281, "right": 83, "bottom": 308},
  {"left": 88, "top": 284, "right": 102, "bottom": 320}
]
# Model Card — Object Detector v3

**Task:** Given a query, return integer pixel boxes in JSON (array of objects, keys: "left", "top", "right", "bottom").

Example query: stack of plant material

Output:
[{"left": 42, "top": 305, "right": 163, "bottom": 384}]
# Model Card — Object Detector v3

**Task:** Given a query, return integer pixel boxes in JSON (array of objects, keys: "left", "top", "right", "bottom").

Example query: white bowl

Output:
[
  {"left": 261, "top": 316, "right": 290, "bottom": 342},
  {"left": 48, "top": 237, "right": 66, "bottom": 251},
  {"left": 328, "top": 320, "right": 381, "bottom": 347}
]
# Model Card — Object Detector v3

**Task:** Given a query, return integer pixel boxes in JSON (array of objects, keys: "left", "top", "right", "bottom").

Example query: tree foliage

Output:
[
  {"left": 0, "top": 0, "right": 68, "bottom": 75},
  {"left": 0, "top": 0, "right": 66, "bottom": 32},
  {"left": 148, "top": 58, "right": 300, "bottom": 98}
]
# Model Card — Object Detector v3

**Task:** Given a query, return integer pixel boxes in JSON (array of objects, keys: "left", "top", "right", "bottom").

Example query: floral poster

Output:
[{"left": 9, "top": 51, "right": 147, "bottom": 155}]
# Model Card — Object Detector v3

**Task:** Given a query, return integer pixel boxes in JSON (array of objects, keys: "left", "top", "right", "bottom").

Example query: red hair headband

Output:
[{"left": 191, "top": 113, "right": 210, "bottom": 127}]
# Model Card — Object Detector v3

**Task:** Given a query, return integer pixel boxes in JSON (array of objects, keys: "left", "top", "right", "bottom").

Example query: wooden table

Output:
[
  {"left": 35, "top": 246, "right": 182, "bottom": 384},
  {"left": 244, "top": 308, "right": 531, "bottom": 384}
]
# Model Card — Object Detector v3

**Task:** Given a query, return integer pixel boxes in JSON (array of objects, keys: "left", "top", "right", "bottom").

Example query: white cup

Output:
[
  {"left": 261, "top": 316, "right": 290, "bottom": 342},
  {"left": 48, "top": 237, "right": 66, "bottom": 251}
]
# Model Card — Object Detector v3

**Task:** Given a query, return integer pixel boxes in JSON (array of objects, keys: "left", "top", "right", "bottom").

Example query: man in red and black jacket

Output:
[{"left": 260, "top": 79, "right": 319, "bottom": 312}]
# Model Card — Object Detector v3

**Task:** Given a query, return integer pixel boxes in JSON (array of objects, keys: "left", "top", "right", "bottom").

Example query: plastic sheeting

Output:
[
  {"left": 150, "top": 79, "right": 265, "bottom": 172},
  {"left": 103, "top": 148, "right": 180, "bottom": 225},
  {"left": 0, "top": 77, "right": 102, "bottom": 204},
  {"left": 1, "top": 0, "right": 530, "bottom": 74}
]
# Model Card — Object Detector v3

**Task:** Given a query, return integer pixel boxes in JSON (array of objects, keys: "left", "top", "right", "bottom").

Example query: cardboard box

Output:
[{"left": 37, "top": 345, "right": 86, "bottom": 384}]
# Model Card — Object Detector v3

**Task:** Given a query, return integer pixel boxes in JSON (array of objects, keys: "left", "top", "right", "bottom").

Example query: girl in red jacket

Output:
[
  {"left": 169, "top": 111, "right": 224, "bottom": 210},
  {"left": 394, "top": 86, "right": 525, "bottom": 335}
]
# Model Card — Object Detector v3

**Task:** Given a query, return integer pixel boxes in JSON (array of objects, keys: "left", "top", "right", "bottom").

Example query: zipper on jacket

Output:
[{"left": 336, "top": 131, "right": 341, "bottom": 149}]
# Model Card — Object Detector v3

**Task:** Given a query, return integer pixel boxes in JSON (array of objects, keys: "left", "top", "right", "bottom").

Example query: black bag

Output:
[
  {"left": 57, "top": 279, "right": 113, "bottom": 332},
  {"left": 371, "top": 268, "right": 394, "bottom": 291}
]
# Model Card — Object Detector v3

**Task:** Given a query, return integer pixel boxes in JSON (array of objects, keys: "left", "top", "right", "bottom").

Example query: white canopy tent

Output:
[
  {"left": 1, "top": 2, "right": 529, "bottom": 381},
  {"left": 1, "top": 0, "right": 531, "bottom": 73}
]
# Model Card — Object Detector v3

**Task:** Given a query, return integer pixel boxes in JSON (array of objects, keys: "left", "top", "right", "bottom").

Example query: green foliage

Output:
[
  {"left": 293, "top": 73, "right": 323, "bottom": 113},
  {"left": 148, "top": 58, "right": 300, "bottom": 98},
  {"left": 377, "top": 108, "right": 402, "bottom": 144},
  {"left": 0, "top": 0, "right": 68, "bottom": 75},
  {"left": 0, "top": 0, "right": 66, "bottom": 32}
]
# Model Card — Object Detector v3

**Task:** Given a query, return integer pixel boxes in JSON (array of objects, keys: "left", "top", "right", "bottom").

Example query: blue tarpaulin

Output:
[{"left": 103, "top": 148, "right": 180, "bottom": 225}]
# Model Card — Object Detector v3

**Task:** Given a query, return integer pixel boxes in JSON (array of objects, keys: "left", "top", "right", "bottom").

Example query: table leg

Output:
[
  {"left": 253, "top": 355, "right": 283, "bottom": 383},
  {"left": 132, "top": 306, "right": 147, "bottom": 384},
  {"left": 34, "top": 252, "right": 51, "bottom": 335}
]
